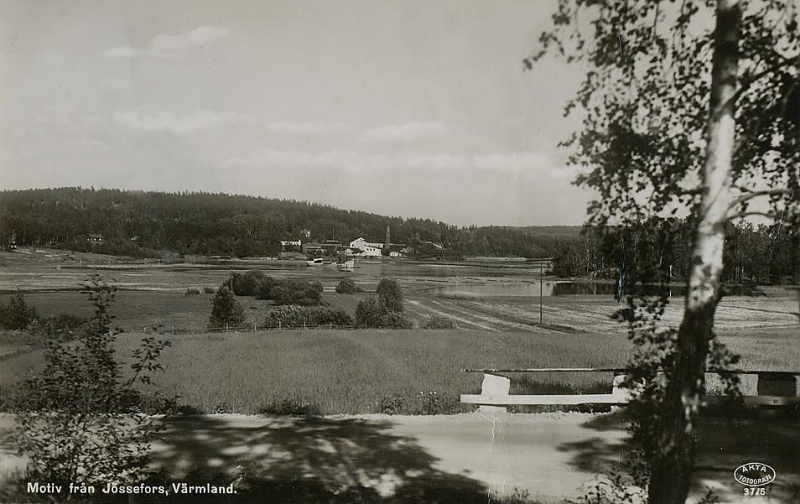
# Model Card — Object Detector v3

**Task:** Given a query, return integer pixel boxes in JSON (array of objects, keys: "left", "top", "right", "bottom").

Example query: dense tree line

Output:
[
  {"left": 0, "top": 188, "right": 577, "bottom": 259},
  {"left": 2, "top": 189, "right": 792, "bottom": 281},
  {"left": 551, "top": 218, "right": 799, "bottom": 286}
]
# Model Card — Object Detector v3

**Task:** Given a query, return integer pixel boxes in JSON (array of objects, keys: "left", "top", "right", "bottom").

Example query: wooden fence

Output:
[{"left": 460, "top": 368, "right": 800, "bottom": 411}]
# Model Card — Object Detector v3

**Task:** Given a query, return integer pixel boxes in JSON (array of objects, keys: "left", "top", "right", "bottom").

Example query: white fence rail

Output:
[{"left": 460, "top": 368, "right": 800, "bottom": 412}]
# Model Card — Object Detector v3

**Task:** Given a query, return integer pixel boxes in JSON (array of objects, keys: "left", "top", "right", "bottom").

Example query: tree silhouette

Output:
[{"left": 529, "top": 1, "right": 799, "bottom": 503}]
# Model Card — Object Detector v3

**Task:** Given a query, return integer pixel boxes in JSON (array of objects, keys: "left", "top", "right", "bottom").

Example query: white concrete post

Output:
[
  {"left": 480, "top": 373, "right": 511, "bottom": 413},
  {"left": 612, "top": 373, "right": 631, "bottom": 404}
]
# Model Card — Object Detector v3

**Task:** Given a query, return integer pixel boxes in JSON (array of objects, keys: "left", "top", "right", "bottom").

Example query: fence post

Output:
[
  {"left": 479, "top": 373, "right": 511, "bottom": 413},
  {"left": 757, "top": 372, "right": 796, "bottom": 396},
  {"left": 611, "top": 373, "right": 630, "bottom": 405}
]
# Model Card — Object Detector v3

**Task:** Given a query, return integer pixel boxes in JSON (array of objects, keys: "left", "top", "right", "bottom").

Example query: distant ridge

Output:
[{"left": 0, "top": 187, "right": 581, "bottom": 258}]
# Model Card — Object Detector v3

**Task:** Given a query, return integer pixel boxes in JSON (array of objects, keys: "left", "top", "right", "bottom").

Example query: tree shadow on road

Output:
[
  {"left": 692, "top": 415, "right": 800, "bottom": 504},
  {"left": 557, "top": 411, "right": 800, "bottom": 503},
  {"left": 141, "top": 414, "right": 500, "bottom": 504},
  {"left": 555, "top": 410, "right": 633, "bottom": 478}
]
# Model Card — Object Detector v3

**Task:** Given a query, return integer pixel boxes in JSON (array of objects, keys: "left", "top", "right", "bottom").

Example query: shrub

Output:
[
  {"left": 202, "top": 286, "right": 216, "bottom": 294},
  {"left": 225, "top": 270, "right": 267, "bottom": 297},
  {"left": 271, "top": 279, "right": 323, "bottom": 306},
  {"left": 184, "top": 287, "right": 201, "bottom": 296},
  {"left": 354, "top": 297, "right": 384, "bottom": 328},
  {"left": 377, "top": 394, "right": 406, "bottom": 414},
  {"left": 10, "top": 277, "right": 171, "bottom": 490},
  {"left": 224, "top": 274, "right": 325, "bottom": 305},
  {"left": 335, "top": 278, "right": 362, "bottom": 294},
  {"left": 257, "top": 397, "right": 320, "bottom": 416},
  {"left": 567, "top": 468, "right": 647, "bottom": 504},
  {"left": 0, "top": 292, "right": 37, "bottom": 330},
  {"left": 411, "top": 391, "right": 459, "bottom": 415},
  {"left": 28, "top": 313, "right": 87, "bottom": 341},
  {"left": 263, "top": 306, "right": 353, "bottom": 328},
  {"left": 209, "top": 286, "right": 247, "bottom": 328},
  {"left": 269, "top": 284, "right": 292, "bottom": 304},
  {"left": 255, "top": 276, "right": 279, "bottom": 300},
  {"left": 423, "top": 315, "right": 455, "bottom": 329},
  {"left": 382, "top": 311, "right": 413, "bottom": 329},
  {"left": 242, "top": 270, "right": 267, "bottom": 295},
  {"left": 136, "top": 392, "right": 183, "bottom": 415},
  {"left": 354, "top": 297, "right": 412, "bottom": 329},
  {"left": 376, "top": 278, "right": 404, "bottom": 313},
  {"left": 498, "top": 488, "right": 538, "bottom": 504}
]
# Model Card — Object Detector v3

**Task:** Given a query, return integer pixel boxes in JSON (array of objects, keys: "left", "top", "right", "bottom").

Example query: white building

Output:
[{"left": 348, "top": 237, "right": 384, "bottom": 257}]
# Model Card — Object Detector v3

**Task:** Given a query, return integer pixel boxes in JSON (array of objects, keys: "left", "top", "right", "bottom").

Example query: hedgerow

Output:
[{"left": 263, "top": 306, "right": 353, "bottom": 329}]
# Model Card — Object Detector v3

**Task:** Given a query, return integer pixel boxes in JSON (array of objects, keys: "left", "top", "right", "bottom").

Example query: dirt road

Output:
[{"left": 1, "top": 412, "right": 797, "bottom": 503}]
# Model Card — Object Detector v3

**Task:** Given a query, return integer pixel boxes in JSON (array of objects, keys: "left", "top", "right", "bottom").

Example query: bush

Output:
[
  {"left": 226, "top": 273, "right": 325, "bottom": 306},
  {"left": 382, "top": 311, "right": 413, "bottom": 329},
  {"left": 376, "top": 278, "right": 404, "bottom": 313},
  {"left": 184, "top": 287, "right": 201, "bottom": 296},
  {"left": 335, "top": 278, "right": 362, "bottom": 294},
  {"left": 0, "top": 292, "right": 37, "bottom": 330},
  {"left": 28, "top": 313, "right": 87, "bottom": 341},
  {"left": 354, "top": 297, "right": 384, "bottom": 328},
  {"left": 263, "top": 306, "right": 353, "bottom": 328},
  {"left": 422, "top": 315, "right": 455, "bottom": 329},
  {"left": 135, "top": 392, "right": 184, "bottom": 415},
  {"left": 209, "top": 286, "right": 247, "bottom": 328},
  {"left": 225, "top": 270, "right": 267, "bottom": 297},
  {"left": 411, "top": 391, "right": 459, "bottom": 415},
  {"left": 377, "top": 394, "right": 406, "bottom": 414},
  {"left": 202, "top": 286, "right": 216, "bottom": 294},
  {"left": 271, "top": 279, "right": 323, "bottom": 306},
  {"left": 255, "top": 276, "right": 279, "bottom": 300},
  {"left": 257, "top": 397, "right": 320, "bottom": 416},
  {"left": 10, "top": 277, "right": 171, "bottom": 489},
  {"left": 354, "top": 297, "right": 412, "bottom": 329}
]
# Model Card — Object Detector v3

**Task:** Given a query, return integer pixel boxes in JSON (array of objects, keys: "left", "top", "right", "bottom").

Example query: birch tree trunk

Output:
[{"left": 647, "top": 1, "right": 741, "bottom": 503}]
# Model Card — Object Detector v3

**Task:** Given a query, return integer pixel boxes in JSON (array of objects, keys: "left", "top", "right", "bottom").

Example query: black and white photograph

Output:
[{"left": 0, "top": 1, "right": 799, "bottom": 503}]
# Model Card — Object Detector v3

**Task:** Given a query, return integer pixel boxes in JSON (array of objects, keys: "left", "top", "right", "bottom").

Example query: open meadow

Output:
[
  {"left": 1, "top": 252, "right": 800, "bottom": 504},
  {"left": 2, "top": 248, "right": 798, "bottom": 335},
  {"left": 1, "top": 248, "right": 799, "bottom": 415},
  {"left": 3, "top": 326, "right": 798, "bottom": 415}
]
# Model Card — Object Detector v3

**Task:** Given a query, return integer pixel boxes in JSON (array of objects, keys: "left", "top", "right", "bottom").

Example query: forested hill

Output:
[{"left": 0, "top": 188, "right": 579, "bottom": 258}]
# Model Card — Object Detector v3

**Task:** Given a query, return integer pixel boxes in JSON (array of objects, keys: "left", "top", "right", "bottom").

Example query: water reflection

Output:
[
  {"left": 551, "top": 282, "right": 683, "bottom": 297},
  {"left": 434, "top": 282, "right": 555, "bottom": 297},
  {"left": 433, "top": 281, "right": 761, "bottom": 298}
]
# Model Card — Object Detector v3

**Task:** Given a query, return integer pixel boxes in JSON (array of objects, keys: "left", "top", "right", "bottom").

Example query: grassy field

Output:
[
  {"left": 0, "top": 290, "right": 275, "bottom": 333},
  {"left": 0, "top": 329, "right": 629, "bottom": 414},
  {"left": 2, "top": 326, "right": 798, "bottom": 415},
  {"left": 3, "top": 287, "right": 797, "bottom": 336},
  {"left": 2, "top": 248, "right": 798, "bottom": 415},
  {"left": 403, "top": 294, "right": 800, "bottom": 333}
]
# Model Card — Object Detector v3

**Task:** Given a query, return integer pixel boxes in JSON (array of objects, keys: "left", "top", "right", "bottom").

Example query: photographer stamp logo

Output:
[{"left": 734, "top": 462, "right": 777, "bottom": 487}]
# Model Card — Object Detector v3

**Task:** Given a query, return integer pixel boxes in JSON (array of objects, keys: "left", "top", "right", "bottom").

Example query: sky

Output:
[{"left": 0, "top": 0, "right": 593, "bottom": 227}]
